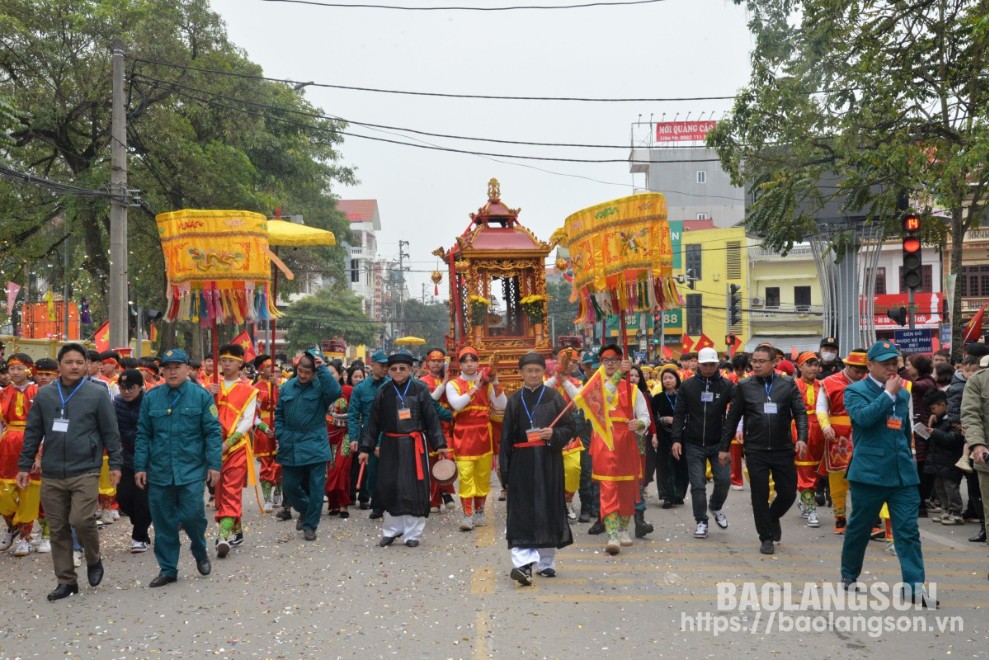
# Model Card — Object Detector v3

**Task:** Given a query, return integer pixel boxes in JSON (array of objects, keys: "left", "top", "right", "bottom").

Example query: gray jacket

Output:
[{"left": 19, "top": 379, "right": 122, "bottom": 479}]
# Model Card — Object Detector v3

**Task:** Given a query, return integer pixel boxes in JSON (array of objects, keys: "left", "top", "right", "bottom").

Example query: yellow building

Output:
[
  {"left": 672, "top": 225, "right": 750, "bottom": 353},
  {"left": 746, "top": 243, "right": 824, "bottom": 352}
]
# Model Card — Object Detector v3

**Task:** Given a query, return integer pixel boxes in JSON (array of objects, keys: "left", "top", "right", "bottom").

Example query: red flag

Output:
[
  {"left": 231, "top": 330, "right": 257, "bottom": 362},
  {"left": 94, "top": 321, "right": 110, "bottom": 352},
  {"left": 963, "top": 303, "right": 987, "bottom": 344},
  {"left": 573, "top": 367, "right": 614, "bottom": 451},
  {"left": 662, "top": 345, "right": 674, "bottom": 359},
  {"left": 150, "top": 324, "right": 158, "bottom": 342},
  {"left": 790, "top": 345, "right": 799, "bottom": 361},
  {"left": 728, "top": 335, "right": 743, "bottom": 358},
  {"left": 695, "top": 333, "right": 716, "bottom": 351},
  {"left": 681, "top": 334, "right": 694, "bottom": 352}
]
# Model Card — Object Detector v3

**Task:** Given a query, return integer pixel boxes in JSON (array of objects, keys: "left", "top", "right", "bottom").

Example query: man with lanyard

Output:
[
  {"left": 206, "top": 343, "right": 258, "bottom": 558},
  {"left": 0, "top": 354, "right": 38, "bottom": 557},
  {"left": 347, "top": 350, "right": 391, "bottom": 518},
  {"left": 794, "top": 352, "right": 826, "bottom": 528},
  {"left": 252, "top": 354, "right": 281, "bottom": 513},
  {"left": 500, "top": 353, "right": 575, "bottom": 586},
  {"left": 815, "top": 348, "right": 869, "bottom": 534},
  {"left": 358, "top": 351, "right": 448, "bottom": 547},
  {"left": 841, "top": 341, "right": 935, "bottom": 607},
  {"left": 135, "top": 348, "right": 220, "bottom": 588},
  {"left": 446, "top": 346, "right": 507, "bottom": 531},
  {"left": 721, "top": 344, "right": 807, "bottom": 555},
  {"left": 671, "top": 347, "right": 735, "bottom": 540},
  {"left": 420, "top": 348, "right": 456, "bottom": 512},
  {"left": 817, "top": 337, "right": 844, "bottom": 380}
]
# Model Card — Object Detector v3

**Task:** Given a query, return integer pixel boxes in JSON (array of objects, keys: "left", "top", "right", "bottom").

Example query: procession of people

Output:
[{"left": 2, "top": 335, "right": 987, "bottom": 608}]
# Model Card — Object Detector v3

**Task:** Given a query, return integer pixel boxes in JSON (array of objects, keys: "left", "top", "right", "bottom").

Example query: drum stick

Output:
[
  {"left": 356, "top": 460, "right": 366, "bottom": 490},
  {"left": 546, "top": 399, "right": 575, "bottom": 429}
]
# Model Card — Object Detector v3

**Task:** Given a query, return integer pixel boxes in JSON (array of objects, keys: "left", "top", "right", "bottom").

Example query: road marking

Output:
[
  {"left": 476, "top": 521, "right": 495, "bottom": 547},
  {"left": 534, "top": 593, "right": 989, "bottom": 607},
  {"left": 471, "top": 566, "right": 496, "bottom": 595},
  {"left": 556, "top": 550, "right": 989, "bottom": 564},
  {"left": 474, "top": 610, "right": 490, "bottom": 659}
]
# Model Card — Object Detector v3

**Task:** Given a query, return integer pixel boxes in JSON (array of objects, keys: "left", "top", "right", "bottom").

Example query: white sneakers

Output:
[
  {"left": 473, "top": 511, "right": 487, "bottom": 527},
  {"left": 36, "top": 539, "right": 51, "bottom": 554},
  {"left": 263, "top": 500, "right": 274, "bottom": 513},
  {"left": 131, "top": 540, "right": 149, "bottom": 553},
  {"left": 567, "top": 503, "right": 577, "bottom": 521},
  {"left": 618, "top": 529, "right": 633, "bottom": 547},
  {"left": 807, "top": 511, "right": 820, "bottom": 528},
  {"left": 0, "top": 530, "right": 15, "bottom": 551},
  {"left": 694, "top": 521, "right": 709, "bottom": 538},
  {"left": 272, "top": 493, "right": 283, "bottom": 507},
  {"left": 100, "top": 509, "right": 115, "bottom": 525},
  {"left": 712, "top": 510, "right": 729, "bottom": 529},
  {"left": 459, "top": 515, "right": 475, "bottom": 531},
  {"left": 12, "top": 538, "right": 30, "bottom": 557}
]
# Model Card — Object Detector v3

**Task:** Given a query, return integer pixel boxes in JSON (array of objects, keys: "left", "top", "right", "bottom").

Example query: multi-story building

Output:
[
  {"left": 746, "top": 243, "right": 824, "bottom": 352},
  {"left": 336, "top": 199, "right": 382, "bottom": 319}
]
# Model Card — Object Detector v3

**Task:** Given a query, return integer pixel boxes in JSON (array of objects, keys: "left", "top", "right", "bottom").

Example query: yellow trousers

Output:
[
  {"left": 456, "top": 454, "right": 493, "bottom": 499},
  {"left": 829, "top": 470, "right": 848, "bottom": 517},
  {"left": 563, "top": 449, "right": 582, "bottom": 494},
  {"left": 0, "top": 480, "right": 41, "bottom": 526},
  {"left": 98, "top": 455, "right": 117, "bottom": 498}
]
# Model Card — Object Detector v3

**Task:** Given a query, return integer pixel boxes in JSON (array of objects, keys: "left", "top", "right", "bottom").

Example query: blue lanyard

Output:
[
  {"left": 664, "top": 393, "right": 677, "bottom": 410},
  {"left": 56, "top": 380, "right": 85, "bottom": 416},
  {"left": 393, "top": 379, "right": 412, "bottom": 405},
  {"left": 520, "top": 386, "right": 545, "bottom": 428},
  {"left": 764, "top": 375, "right": 774, "bottom": 399}
]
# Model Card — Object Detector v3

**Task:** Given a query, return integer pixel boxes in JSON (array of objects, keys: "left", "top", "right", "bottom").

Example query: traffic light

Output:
[
  {"left": 902, "top": 213, "right": 922, "bottom": 291},
  {"left": 653, "top": 311, "right": 661, "bottom": 326},
  {"left": 728, "top": 284, "right": 742, "bottom": 326},
  {"left": 887, "top": 306, "right": 908, "bottom": 326}
]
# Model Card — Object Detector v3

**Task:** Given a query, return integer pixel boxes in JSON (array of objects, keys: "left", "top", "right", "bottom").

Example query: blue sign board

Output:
[{"left": 893, "top": 328, "right": 934, "bottom": 353}]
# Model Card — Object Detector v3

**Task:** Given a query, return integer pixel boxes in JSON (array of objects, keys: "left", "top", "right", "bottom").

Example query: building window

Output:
[
  {"left": 765, "top": 287, "right": 780, "bottom": 309},
  {"left": 696, "top": 212, "right": 709, "bottom": 220},
  {"left": 725, "top": 241, "right": 741, "bottom": 280},
  {"left": 685, "top": 244, "right": 702, "bottom": 282},
  {"left": 794, "top": 286, "right": 811, "bottom": 311},
  {"left": 898, "top": 265, "right": 933, "bottom": 293},
  {"left": 686, "top": 294, "right": 703, "bottom": 335},
  {"left": 696, "top": 171, "right": 707, "bottom": 184},
  {"left": 874, "top": 267, "right": 886, "bottom": 295},
  {"left": 350, "top": 259, "right": 360, "bottom": 284},
  {"left": 960, "top": 265, "right": 989, "bottom": 297}
]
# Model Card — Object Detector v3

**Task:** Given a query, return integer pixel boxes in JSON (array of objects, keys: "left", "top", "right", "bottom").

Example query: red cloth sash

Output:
[{"left": 384, "top": 431, "right": 426, "bottom": 480}]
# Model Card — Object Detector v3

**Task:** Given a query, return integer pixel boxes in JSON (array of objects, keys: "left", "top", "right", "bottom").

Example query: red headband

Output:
[
  {"left": 101, "top": 358, "right": 118, "bottom": 366},
  {"left": 7, "top": 357, "right": 31, "bottom": 368},
  {"left": 600, "top": 348, "right": 621, "bottom": 359},
  {"left": 427, "top": 351, "right": 445, "bottom": 360},
  {"left": 458, "top": 347, "right": 479, "bottom": 360}
]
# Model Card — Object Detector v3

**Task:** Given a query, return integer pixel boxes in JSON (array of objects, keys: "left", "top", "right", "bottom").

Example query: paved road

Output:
[{"left": 1, "top": 479, "right": 986, "bottom": 658}]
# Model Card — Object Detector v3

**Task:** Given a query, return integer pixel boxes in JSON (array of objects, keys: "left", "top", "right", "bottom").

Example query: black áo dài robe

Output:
[
  {"left": 500, "top": 384, "right": 575, "bottom": 549},
  {"left": 360, "top": 378, "right": 446, "bottom": 518}
]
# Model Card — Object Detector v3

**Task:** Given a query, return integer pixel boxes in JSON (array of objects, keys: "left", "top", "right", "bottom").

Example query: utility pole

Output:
[
  {"left": 109, "top": 40, "right": 128, "bottom": 350},
  {"left": 397, "top": 240, "right": 410, "bottom": 337}
]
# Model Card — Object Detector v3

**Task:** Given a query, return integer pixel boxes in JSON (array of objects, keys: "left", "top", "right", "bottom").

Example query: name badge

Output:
[
  {"left": 398, "top": 406, "right": 412, "bottom": 420},
  {"left": 887, "top": 416, "right": 902, "bottom": 430},
  {"left": 52, "top": 418, "right": 69, "bottom": 433},
  {"left": 526, "top": 428, "right": 542, "bottom": 443},
  {"left": 701, "top": 392, "right": 714, "bottom": 403},
  {"left": 763, "top": 402, "right": 778, "bottom": 414}
]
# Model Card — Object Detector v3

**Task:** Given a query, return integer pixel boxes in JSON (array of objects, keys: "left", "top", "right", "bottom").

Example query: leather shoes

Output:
[
  {"left": 587, "top": 520, "right": 605, "bottom": 535},
  {"left": 304, "top": 528, "right": 317, "bottom": 541},
  {"left": 295, "top": 519, "right": 304, "bottom": 531},
  {"left": 369, "top": 510, "right": 384, "bottom": 520},
  {"left": 405, "top": 539, "right": 419, "bottom": 547},
  {"left": 577, "top": 512, "right": 591, "bottom": 523},
  {"left": 969, "top": 525, "right": 986, "bottom": 543},
  {"left": 275, "top": 508, "right": 292, "bottom": 521},
  {"left": 47, "top": 583, "right": 79, "bottom": 601},
  {"left": 379, "top": 535, "right": 399, "bottom": 547},
  {"left": 760, "top": 539, "right": 775, "bottom": 555},
  {"left": 149, "top": 574, "right": 177, "bottom": 588},
  {"left": 87, "top": 559, "right": 104, "bottom": 587},
  {"left": 197, "top": 558, "right": 212, "bottom": 576}
]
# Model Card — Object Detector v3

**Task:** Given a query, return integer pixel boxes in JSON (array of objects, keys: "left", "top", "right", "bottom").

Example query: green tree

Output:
[
  {"left": 709, "top": 0, "right": 989, "bottom": 357},
  {"left": 399, "top": 298, "right": 451, "bottom": 352},
  {"left": 0, "top": 0, "right": 354, "bottom": 342},
  {"left": 279, "top": 285, "right": 379, "bottom": 354}
]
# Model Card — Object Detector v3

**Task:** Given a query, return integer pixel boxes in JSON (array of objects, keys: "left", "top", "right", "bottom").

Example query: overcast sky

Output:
[{"left": 210, "top": 0, "right": 754, "bottom": 300}]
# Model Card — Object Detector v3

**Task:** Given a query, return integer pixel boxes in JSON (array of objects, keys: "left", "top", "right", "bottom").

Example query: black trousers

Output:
[
  {"left": 116, "top": 466, "right": 152, "bottom": 543},
  {"left": 746, "top": 449, "right": 798, "bottom": 542}
]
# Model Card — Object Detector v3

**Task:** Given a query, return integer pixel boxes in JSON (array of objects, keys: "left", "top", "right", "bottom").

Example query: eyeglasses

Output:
[
  {"left": 601, "top": 357, "right": 621, "bottom": 364},
  {"left": 750, "top": 359, "right": 772, "bottom": 365}
]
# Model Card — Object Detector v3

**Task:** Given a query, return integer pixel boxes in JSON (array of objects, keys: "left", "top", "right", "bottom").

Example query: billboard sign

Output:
[{"left": 655, "top": 120, "right": 717, "bottom": 143}]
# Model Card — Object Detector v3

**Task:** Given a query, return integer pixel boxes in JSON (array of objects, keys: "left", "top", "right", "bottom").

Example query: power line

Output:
[
  {"left": 132, "top": 57, "right": 734, "bottom": 103},
  {"left": 0, "top": 164, "right": 123, "bottom": 201},
  {"left": 259, "top": 0, "right": 668, "bottom": 11}
]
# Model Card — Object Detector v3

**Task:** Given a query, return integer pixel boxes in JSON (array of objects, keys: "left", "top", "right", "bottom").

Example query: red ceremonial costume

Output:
[
  {"left": 0, "top": 382, "right": 40, "bottom": 538},
  {"left": 253, "top": 378, "right": 281, "bottom": 488},
  {"left": 725, "top": 371, "right": 745, "bottom": 487},
  {"left": 215, "top": 380, "right": 258, "bottom": 525},
  {"left": 421, "top": 373, "right": 455, "bottom": 508},
  {"left": 819, "top": 371, "right": 854, "bottom": 524},
  {"left": 591, "top": 379, "right": 641, "bottom": 520},
  {"left": 794, "top": 377, "right": 826, "bottom": 503},
  {"left": 324, "top": 385, "right": 353, "bottom": 510}
]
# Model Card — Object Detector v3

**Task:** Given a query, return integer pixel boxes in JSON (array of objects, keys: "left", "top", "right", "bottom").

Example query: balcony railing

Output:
[
  {"left": 748, "top": 303, "right": 825, "bottom": 320},
  {"left": 749, "top": 244, "right": 815, "bottom": 259}
]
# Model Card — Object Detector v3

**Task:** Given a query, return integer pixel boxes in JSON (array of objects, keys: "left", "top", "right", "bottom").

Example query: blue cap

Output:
[
  {"left": 582, "top": 352, "right": 599, "bottom": 366},
  {"left": 159, "top": 348, "right": 189, "bottom": 365},
  {"left": 370, "top": 350, "right": 389, "bottom": 364},
  {"left": 867, "top": 341, "right": 899, "bottom": 363}
]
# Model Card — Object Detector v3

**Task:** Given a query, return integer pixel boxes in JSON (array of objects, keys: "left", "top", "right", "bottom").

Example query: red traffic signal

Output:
[{"left": 903, "top": 236, "right": 921, "bottom": 253}]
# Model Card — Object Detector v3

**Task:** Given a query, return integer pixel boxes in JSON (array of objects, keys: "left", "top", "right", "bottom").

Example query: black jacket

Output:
[
  {"left": 924, "top": 414, "right": 965, "bottom": 478},
  {"left": 945, "top": 371, "right": 967, "bottom": 426},
  {"left": 671, "top": 373, "right": 734, "bottom": 448},
  {"left": 721, "top": 374, "right": 807, "bottom": 452},
  {"left": 113, "top": 391, "right": 144, "bottom": 470}
]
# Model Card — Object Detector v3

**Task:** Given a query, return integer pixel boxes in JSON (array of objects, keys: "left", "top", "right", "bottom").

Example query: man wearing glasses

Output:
[
  {"left": 721, "top": 344, "right": 807, "bottom": 555},
  {"left": 841, "top": 341, "right": 935, "bottom": 608},
  {"left": 815, "top": 348, "right": 870, "bottom": 535}
]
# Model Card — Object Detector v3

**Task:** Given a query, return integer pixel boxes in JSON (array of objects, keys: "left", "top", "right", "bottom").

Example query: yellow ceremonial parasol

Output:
[
  {"left": 266, "top": 217, "right": 336, "bottom": 247},
  {"left": 395, "top": 336, "right": 426, "bottom": 345}
]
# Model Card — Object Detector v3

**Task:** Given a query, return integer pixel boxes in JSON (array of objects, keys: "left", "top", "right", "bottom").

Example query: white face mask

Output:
[{"left": 821, "top": 351, "right": 837, "bottom": 363}]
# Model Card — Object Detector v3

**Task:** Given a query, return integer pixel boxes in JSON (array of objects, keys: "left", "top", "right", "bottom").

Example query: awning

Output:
[{"left": 744, "top": 335, "right": 821, "bottom": 354}]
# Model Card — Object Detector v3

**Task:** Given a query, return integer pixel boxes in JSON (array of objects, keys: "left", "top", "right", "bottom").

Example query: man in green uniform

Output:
[
  {"left": 347, "top": 351, "right": 391, "bottom": 517},
  {"left": 134, "top": 349, "right": 222, "bottom": 588}
]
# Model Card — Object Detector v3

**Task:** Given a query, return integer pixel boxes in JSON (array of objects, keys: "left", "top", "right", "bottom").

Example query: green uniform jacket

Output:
[
  {"left": 844, "top": 376, "right": 919, "bottom": 488},
  {"left": 275, "top": 365, "right": 342, "bottom": 466},
  {"left": 959, "top": 367, "right": 989, "bottom": 475},
  {"left": 134, "top": 380, "right": 223, "bottom": 486}
]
